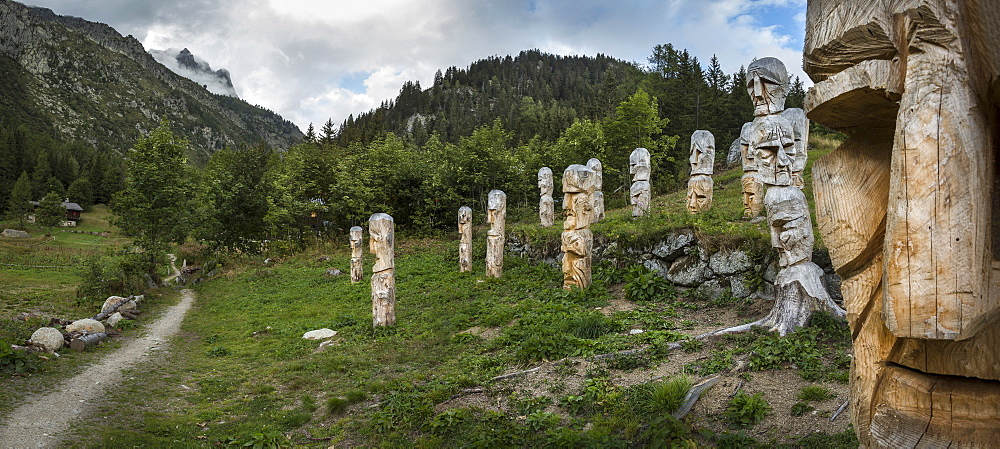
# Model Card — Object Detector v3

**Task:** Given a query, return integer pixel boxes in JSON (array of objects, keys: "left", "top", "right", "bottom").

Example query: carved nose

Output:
[{"left": 777, "top": 149, "right": 791, "bottom": 166}]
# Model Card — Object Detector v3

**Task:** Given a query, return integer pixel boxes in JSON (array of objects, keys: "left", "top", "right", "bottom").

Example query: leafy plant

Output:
[
  {"left": 624, "top": 265, "right": 676, "bottom": 302},
  {"left": 219, "top": 430, "right": 289, "bottom": 448},
  {"left": 0, "top": 343, "right": 40, "bottom": 375},
  {"left": 724, "top": 391, "right": 771, "bottom": 428},
  {"left": 790, "top": 401, "right": 814, "bottom": 417},
  {"left": 799, "top": 385, "right": 835, "bottom": 402}
]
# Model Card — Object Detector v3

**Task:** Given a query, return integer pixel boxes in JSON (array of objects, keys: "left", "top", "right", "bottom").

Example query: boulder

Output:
[
  {"left": 762, "top": 261, "right": 779, "bottom": 283},
  {"left": 106, "top": 312, "right": 124, "bottom": 327},
  {"left": 651, "top": 230, "right": 695, "bottom": 261},
  {"left": 709, "top": 250, "right": 752, "bottom": 276},
  {"left": 302, "top": 328, "right": 337, "bottom": 340},
  {"left": 696, "top": 278, "right": 728, "bottom": 300},
  {"left": 666, "top": 255, "right": 712, "bottom": 287},
  {"left": 29, "top": 327, "right": 64, "bottom": 351},
  {"left": 325, "top": 268, "right": 343, "bottom": 277},
  {"left": 642, "top": 258, "right": 670, "bottom": 274},
  {"left": 66, "top": 318, "right": 105, "bottom": 334},
  {"left": 727, "top": 275, "right": 754, "bottom": 299},
  {"left": 101, "top": 296, "right": 136, "bottom": 314},
  {"left": 1, "top": 229, "right": 29, "bottom": 238}
]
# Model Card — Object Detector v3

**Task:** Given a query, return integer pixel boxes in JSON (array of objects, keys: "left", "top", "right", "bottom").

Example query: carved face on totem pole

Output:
[
  {"left": 689, "top": 130, "right": 715, "bottom": 175},
  {"left": 739, "top": 122, "right": 755, "bottom": 171},
  {"left": 350, "top": 226, "right": 363, "bottom": 250},
  {"left": 764, "top": 187, "right": 813, "bottom": 267},
  {"left": 747, "top": 57, "right": 789, "bottom": 117},
  {"left": 458, "top": 206, "right": 472, "bottom": 228},
  {"left": 629, "top": 148, "right": 651, "bottom": 181},
  {"left": 562, "top": 165, "right": 595, "bottom": 230},
  {"left": 537, "top": 167, "right": 553, "bottom": 196},
  {"left": 752, "top": 115, "right": 796, "bottom": 186},
  {"left": 586, "top": 158, "right": 603, "bottom": 190},
  {"left": 369, "top": 214, "right": 394, "bottom": 272},
  {"left": 487, "top": 190, "right": 506, "bottom": 233},
  {"left": 803, "top": 2, "right": 1000, "bottom": 445},
  {"left": 686, "top": 176, "right": 713, "bottom": 213}
]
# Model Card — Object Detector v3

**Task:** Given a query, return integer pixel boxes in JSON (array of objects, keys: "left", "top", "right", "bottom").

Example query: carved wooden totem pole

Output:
[
  {"left": 538, "top": 167, "right": 554, "bottom": 228},
  {"left": 687, "top": 130, "right": 715, "bottom": 213},
  {"left": 779, "top": 108, "right": 809, "bottom": 188},
  {"left": 486, "top": 190, "right": 506, "bottom": 278},
  {"left": 746, "top": 57, "right": 845, "bottom": 335},
  {"left": 349, "top": 226, "right": 363, "bottom": 283},
  {"left": 629, "top": 148, "right": 651, "bottom": 217},
  {"left": 804, "top": 1, "right": 1000, "bottom": 446},
  {"left": 739, "top": 122, "right": 763, "bottom": 218},
  {"left": 586, "top": 158, "right": 605, "bottom": 222},
  {"left": 458, "top": 206, "right": 472, "bottom": 272},
  {"left": 562, "top": 164, "right": 596, "bottom": 290},
  {"left": 369, "top": 213, "right": 395, "bottom": 327}
]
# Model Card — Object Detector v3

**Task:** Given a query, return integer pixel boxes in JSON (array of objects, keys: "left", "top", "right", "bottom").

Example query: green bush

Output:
[
  {"left": 0, "top": 343, "right": 40, "bottom": 375},
  {"left": 724, "top": 391, "right": 771, "bottom": 428},
  {"left": 624, "top": 265, "right": 676, "bottom": 302},
  {"left": 790, "top": 401, "right": 814, "bottom": 417}
]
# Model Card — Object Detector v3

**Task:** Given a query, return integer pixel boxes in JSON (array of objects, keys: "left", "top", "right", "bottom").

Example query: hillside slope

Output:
[{"left": 0, "top": 0, "right": 302, "bottom": 162}]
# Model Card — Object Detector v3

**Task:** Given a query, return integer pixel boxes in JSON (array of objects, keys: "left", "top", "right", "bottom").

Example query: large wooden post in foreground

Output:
[
  {"left": 369, "top": 213, "right": 395, "bottom": 327},
  {"left": 804, "top": 1, "right": 1000, "bottom": 446},
  {"left": 562, "top": 164, "right": 596, "bottom": 290}
]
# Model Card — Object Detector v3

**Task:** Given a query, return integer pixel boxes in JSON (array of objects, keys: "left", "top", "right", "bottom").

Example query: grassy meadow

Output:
[{"left": 1, "top": 134, "right": 859, "bottom": 447}]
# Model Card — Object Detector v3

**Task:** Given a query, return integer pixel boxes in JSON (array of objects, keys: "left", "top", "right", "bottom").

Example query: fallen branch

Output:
[
  {"left": 831, "top": 399, "right": 849, "bottom": 422},
  {"left": 444, "top": 388, "right": 485, "bottom": 402},
  {"left": 589, "top": 347, "right": 649, "bottom": 361},
  {"left": 673, "top": 375, "right": 721, "bottom": 419},
  {"left": 491, "top": 366, "right": 542, "bottom": 382},
  {"left": 69, "top": 332, "right": 107, "bottom": 351}
]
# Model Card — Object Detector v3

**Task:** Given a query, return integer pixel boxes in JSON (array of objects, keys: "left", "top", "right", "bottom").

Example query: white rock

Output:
[
  {"left": 1, "top": 229, "right": 30, "bottom": 238},
  {"left": 629, "top": 329, "right": 645, "bottom": 335},
  {"left": 302, "top": 328, "right": 337, "bottom": 340},
  {"left": 29, "top": 327, "right": 64, "bottom": 351},
  {"left": 106, "top": 312, "right": 124, "bottom": 327},
  {"left": 101, "top": 296, "right": 136, "bottom": 313},
  {"left": 66, "top": 318, "right": 105, "bottom": 333}
]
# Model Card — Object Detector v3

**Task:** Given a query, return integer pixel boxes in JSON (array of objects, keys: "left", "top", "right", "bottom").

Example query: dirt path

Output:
[{"left": 0, "top": 257, "right": 190, "bottom": 449}]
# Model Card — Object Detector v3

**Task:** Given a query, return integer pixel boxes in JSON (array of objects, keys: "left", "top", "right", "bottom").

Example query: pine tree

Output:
[
  {"left": 7, "top": 171, "right": 32, "bottom": 228},
  {"left": 36, "top": 191, "right": 64, "bottom": 235}
]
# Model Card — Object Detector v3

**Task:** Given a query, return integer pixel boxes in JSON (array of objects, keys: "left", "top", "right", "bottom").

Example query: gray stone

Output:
[
  {"left": 696, "top": 278, "right": 728, "bottom": 300},
  {"left": 628, "top": 329, "right": 644, "bottom": 335},
  {"left": 726, "top": 136, "right": 742, "bottom": 166},
  {"left": 665, "top": 255, "right": 712, "bottom": 287},
  {"left": 642, "top": 258, "right": 671, "bottom": 275},
  {"left": 106, "top": 312, "right": 124, "bottom": 327},
  {"left": 762, "top": 261, "right": 779, "bottom": 283},
  {"left": 727, "top": 275, "right": 753, "bottom": 298},
  {"left": 325, "top": 268, "right": 343, "bottom": 277},
  {"left": 302, "top": 328, "right": 338, "bottom": 340},
  {"left": 66, "top": 318, "right": 105, "bottom": 334},
  {"left": 709, "top": 250, "right": 752, "bottom": 276},
  {"left": 1, "top": 229, "right": 29, "bottom": 238},
  {"left": 29, "top": 327, "right": 64, "bottom": 351},
  {"left": 651, "top": 230, "right": 695, "bottom": 261},
  {"left": 823, "top": 273, "right": 844, "bottom": 304}
]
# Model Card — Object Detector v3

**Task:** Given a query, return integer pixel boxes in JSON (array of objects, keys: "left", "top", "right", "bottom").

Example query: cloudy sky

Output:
[{"left": 26, "top": 0, "right": 808, "bottom": 133}]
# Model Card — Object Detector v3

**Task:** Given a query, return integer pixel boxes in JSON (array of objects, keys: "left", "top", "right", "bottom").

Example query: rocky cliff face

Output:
[
  {"left": 149, "top": 48, "right": 238, "bottom": 98},
  {"left": 0, "top": 0, "right": 302, "bottom": 161}
]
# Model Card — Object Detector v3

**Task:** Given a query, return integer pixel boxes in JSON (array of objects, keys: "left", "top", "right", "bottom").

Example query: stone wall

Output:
[{"left": 508, "top": 229, "right": 842, "bottom": 303}]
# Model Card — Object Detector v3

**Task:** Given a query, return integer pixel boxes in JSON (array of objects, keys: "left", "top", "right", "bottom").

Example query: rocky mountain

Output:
[
  {"left": 0, "top": 0, "right": 302, "bottom": 163},
  {"left": 148, "top": 48, "right": 238, "bottom": 98}
]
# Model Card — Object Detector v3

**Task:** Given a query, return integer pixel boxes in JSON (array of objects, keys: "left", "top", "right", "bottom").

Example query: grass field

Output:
[{"left": 3, "top": 134, "right": 856, "bottom": 447}]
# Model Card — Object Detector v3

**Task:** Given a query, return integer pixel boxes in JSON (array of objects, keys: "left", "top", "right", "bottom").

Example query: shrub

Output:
[
  {"left": 624, "top": 265, "right": 676, "bottom": 302},
  {"left": 790, "top": 401, "right": 814, "bottom": 417},
  {"left": 0, "top": 343, "right": 40, "bottom": 375},
  {"left": 724, "top": 391, "right": 771, "bottom": 428}
]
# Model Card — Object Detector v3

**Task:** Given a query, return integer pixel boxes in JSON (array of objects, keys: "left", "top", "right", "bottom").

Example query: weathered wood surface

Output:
[
  {"left": 586, "top": 158, "right": 604, "bottom": 222},
  {"left": 69, "top": 332, "right": 106, "bottom": 351},
  {"left": 562, "top": 165, "right": 596, "bottom": 290},
  {"left": 350, "top": 226, "right": 363, "bottom": 283},
  {"left": 92, "top": 296, "right": 136, "bottom": 322},
  {"left": 779, "top": 108, "right": 809, "bottom": 188},
  {"left": 537, "top": 167, "right": 554, "bottom": 228},
  {"left": 369, "top": 213, "right": 395, "bottom": 327},
  {"left": 687, "top": 131, "right": 715, "bottom": 214},
  {"left": 458, "top": 207, "right": 472, "bottom": 272},
  {"left": 629, "top": 148, "right": 651, "bottom": 217},
  {"left": 486, "top": 190, "right": 506, "bottom": 278},
  {"left": 686, "top": 175, "right": 713, "bottom": 214},
  {"left": 739, "top": 122, "right": 763, "bottom": 218},
  {"left": 805, "top": 1, "right": 1000, "bottom": 446}
]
